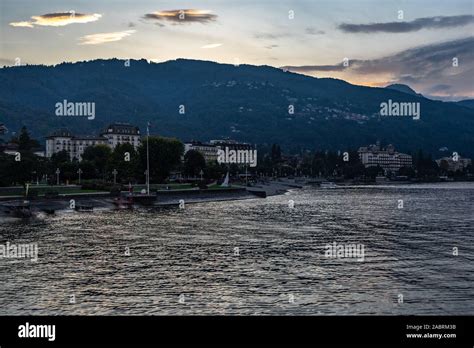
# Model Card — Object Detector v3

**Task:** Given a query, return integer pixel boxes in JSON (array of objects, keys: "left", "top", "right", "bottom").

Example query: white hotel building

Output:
[
  {"left": 358, "top": 143, "right": 412, "bottom": 173},
  {"left": 183, "top": 139, "right": 255, "bottom": 164},
  {"left": 183, "top": 141, "right": 218, "bottom": 163},
  {"left": 46, "top": 123, "right": 141, "bottom": 161}
]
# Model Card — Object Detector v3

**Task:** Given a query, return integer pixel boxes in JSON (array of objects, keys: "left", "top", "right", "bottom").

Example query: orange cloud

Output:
[
  {"left": 144, "top": 9, "right": 217, "bottom": 24},
  {"left": 10, "top": 12, "right": 101, "bottom": 28}
]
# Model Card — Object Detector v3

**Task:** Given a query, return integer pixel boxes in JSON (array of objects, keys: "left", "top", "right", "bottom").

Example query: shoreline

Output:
[
  {"left": 1, "top": 180, "right": 473, "bottom": 217},
  {"left": 0, "top": 180, "right": 302, "bottom": 218}
]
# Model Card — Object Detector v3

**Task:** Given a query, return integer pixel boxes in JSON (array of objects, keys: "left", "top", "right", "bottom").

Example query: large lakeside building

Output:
[
  {"left": 358, "top": 143, "right": 412, "bottom": 173},
  {"left": 436, "top": 156, "right": 472, "bottom": 172},
  {"left": 183, "top": 141, "right": 218, "bottom": 163},
  {"left": 183, "top": 139, "right": 254, "bottom": 163},
  {"left": 46, "top": 123, "right": 141, "bottom": 161},
  {"left": 209, "top": 139, "right": 254, "bottom": 152}
]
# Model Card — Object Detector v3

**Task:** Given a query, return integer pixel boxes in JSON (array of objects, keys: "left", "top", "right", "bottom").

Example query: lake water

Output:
[{"left": 1, "top": 182, "right": 473, "bottom": 315}]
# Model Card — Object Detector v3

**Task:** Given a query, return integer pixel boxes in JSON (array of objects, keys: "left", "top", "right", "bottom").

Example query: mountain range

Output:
[{"left": 0, "top": 58, "right": 473, "bottom": 156}]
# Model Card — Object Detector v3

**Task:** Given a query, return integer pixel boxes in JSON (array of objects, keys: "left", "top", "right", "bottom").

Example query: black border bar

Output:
[{"left": 0, "top": 315, "right": 472, "bottom": 346}]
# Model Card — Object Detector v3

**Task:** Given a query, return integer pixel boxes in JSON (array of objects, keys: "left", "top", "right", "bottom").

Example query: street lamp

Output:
[
  {"left": 245, "top": 164, "right": 248, "bottom": 186},
  {"left": 55, "top": 168, "right": 60, "bottom": 186},
  {"left": 144, "top": 169, "right": 148, "bottom": 193},
  {"left": 112, "top": 169, "right": 118, "bottom": 184},
  {"left": 77, "top": 168, "right": 83, "bottom": 185},
  {"left": 32, "top": 171, "right": 39, "bottom": 185}
]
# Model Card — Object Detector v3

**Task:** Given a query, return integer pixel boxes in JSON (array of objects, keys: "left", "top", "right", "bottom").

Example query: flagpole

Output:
[{"left": 146, "top": 122, "right": 150, "bottom": 195}]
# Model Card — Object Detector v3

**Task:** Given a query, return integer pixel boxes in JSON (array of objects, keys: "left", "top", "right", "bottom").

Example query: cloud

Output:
[
  {"left": 9, "top": 21, "right": 34, "bottom": 28},
  {"left": 265, "top": 44, "right": 279, "bottom": 50},
  {"left": 283, "top": 37, "right": 473, "bottom": 74},
  {"left": 352, "top": 37, "right": 473, "bottom": 77},
  {"left": 339, "top": 15, "right": 474, "bottom": 33},
  {"left": 200, "top": 43, "right": 222, "bottom": 49},
  {"left": 10, "top": 12, "right": 101, "bottom": 28},
  {"left": 143, "top": 9, "right": 217, "bottom": 24},
  {"left": 426, "top": 84, "right": 453, "bottom": 93},
  {"left": 305, "top": 27, "right": 325, "bottom": 35},
  {"left": 78, "top": 30, "right": 135, "bottom": 45},
  {"left": 0, "top": 58, "right": 16, "bottom": 66},
  {"left": 282, "top": 37, "right": 474, "bottom": 100},
  {"left": 281, "top": 63, "right": 350, "bottom": 72},
  {"left": 254, "top": 32, "right": 291, "bottom": 40}
]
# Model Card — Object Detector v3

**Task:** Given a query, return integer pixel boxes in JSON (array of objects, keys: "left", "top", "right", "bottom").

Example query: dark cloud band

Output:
[
  {"left": 281, "top": 63, "right": 350, "bottom": 72},
  {"left": 281, "top": 37, "right": 474, "bottom": 99},
  {"left": 339, "top": 15, "right": 474, "bottom": 33}
]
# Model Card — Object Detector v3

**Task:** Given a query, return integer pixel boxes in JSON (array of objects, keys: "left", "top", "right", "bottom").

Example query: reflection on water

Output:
[{"left": 1, "top": 182, "right": 473, "bottom": 315}]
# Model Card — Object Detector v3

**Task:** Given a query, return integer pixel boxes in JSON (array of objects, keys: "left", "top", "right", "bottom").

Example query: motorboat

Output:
[
  {"left": 113, "top": 195, "right": 134, "bottom": 209},
  {"left": 2, "top": 201, "right": 32, "bottom": 218},
  {"left": 75, "top": 204, "right": 94, "bottom": 212}
]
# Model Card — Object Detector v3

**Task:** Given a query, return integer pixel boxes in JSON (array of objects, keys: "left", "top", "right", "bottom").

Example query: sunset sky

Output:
[{"left": 0, "top": 0, "right": 473, "bottom": 100}]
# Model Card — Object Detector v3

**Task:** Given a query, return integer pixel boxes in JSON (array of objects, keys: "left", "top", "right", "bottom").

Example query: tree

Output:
[
  {"left": 271, "top": 144, "right": 282, "bottom": 164},
  {"left": 0, "top": 127, "right": 53, "bottom": 187},
  {"left": 13, "top": 152, "right": 36, "bottom": 187},
  {"left": 438, "top": 159, "right": 450, "bottom": 174},
  {"left": 414, "top": 150, "right": 439, "bottom": 178},
  {"left": 51, "top": 150, "right": 69, "bottom": 166},
  {"left": 364, "top": 165, "right": 384, "bottom": 179},
  {"left": 107, "top": 143, "right": 139, "bottom": 183},
  {"left": 311, "top": 151, "right": 326, "bottom": 176},
  {"left": 0, "top": 153, "right": 15, "bottom": 186},
  {"left": 398, "top": 166, "right": 416, "bottom": 177},
  {"left": 60, "top": 161, "right": 79, "bottom": 183},
  {"left": 8, "top": 126, "right": 40, "bottom": 187},
  {"left": 138, "top": 136, "right": 183, "bottom": 183},
  {"left": 31, "top": 155, "right": 49, "bottom": 184},
  {"left": 204, "top": 161, "right": 226, "bottom": 180},
  {"left": 18, "top": 126, "right": 32, "bottom": 151},
  {"left": 77, "top": 160, "right": 96, "bottom": 180},
  {"left": 184, "top": 150, "right": 206, "bottom": 177},
  {"left": 82, "top": 145, "right": 112, "bottom": 179},
  {"left": 13, "top": 126, "right": 39, "bottom": 151},
  {"left": 340, "top": 150, "right": 365, "bottom": 179}
]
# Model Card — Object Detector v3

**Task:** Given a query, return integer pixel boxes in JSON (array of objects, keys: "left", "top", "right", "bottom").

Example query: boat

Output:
[
  {"left": 75, "top": 204, "right": 94, "bottom": 212},
  {"left": 3, "top": 201, "right": 32, "bottom": 218},
  {"left": 2, "top": 184, "right": 33, "bottom": 218},
  {"left": 319, "top": 181, "right": 337, "bottom": 189},
  {"left": 132, "top": 193, "right": 156, "bottom": 205},
  {"left": 113, "top": 195, "right": 134, "bottom": 209}
]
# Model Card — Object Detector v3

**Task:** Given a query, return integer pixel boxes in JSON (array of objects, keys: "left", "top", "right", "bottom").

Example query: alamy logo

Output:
[
  {"left": 217, "top": 147, "right": 257, "bottom": 167},
  {"left": 0, "top": 242, "right": 38, "bottom": 262},
  {"left": 55, "top": 99, "right": 95, "bottom": 120},
  {"left": 380, "top": 99, "right": 420, "bottom": 120},
  {"left": 18, "top": 322, "right": 55, "bottom": 341},
  {"left": 324, "top": 242, "right": 365, "bottom": 261}
]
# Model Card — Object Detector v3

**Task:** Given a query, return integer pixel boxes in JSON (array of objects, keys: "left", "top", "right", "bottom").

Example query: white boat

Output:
[{"left": 320, "top": 181, "right": 337, "bottom": 189}]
